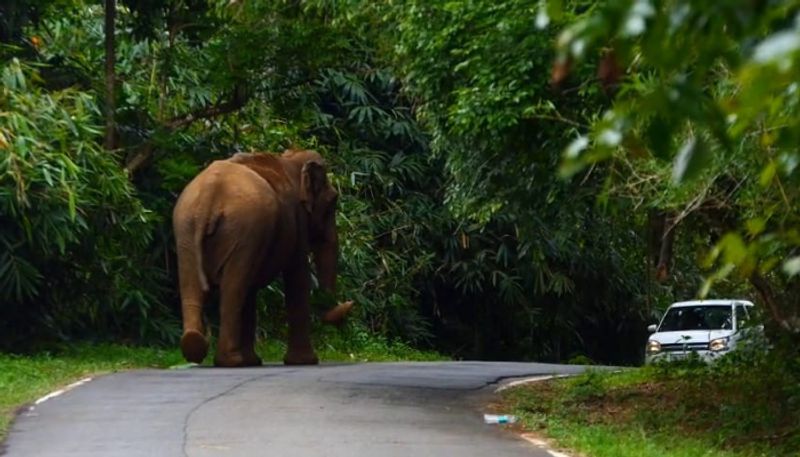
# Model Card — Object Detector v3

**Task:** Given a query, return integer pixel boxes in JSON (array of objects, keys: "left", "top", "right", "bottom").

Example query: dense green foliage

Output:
[
  {"left": 0, "top": 0, "right": 797, "bottom": 368},
  {"left": 388, "top": 0, "right": 651, "bottom": 361},
  {"left": 549, "top": 0, "right": 800, "bottom": 344},
  {"left": 0, "top": 58, "right": 173, "bottom": 344}
]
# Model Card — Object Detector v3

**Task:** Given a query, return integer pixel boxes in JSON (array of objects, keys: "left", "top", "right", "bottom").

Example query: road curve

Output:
[{"left": 2, "top": 362, "right": 589, "bottom": 457}]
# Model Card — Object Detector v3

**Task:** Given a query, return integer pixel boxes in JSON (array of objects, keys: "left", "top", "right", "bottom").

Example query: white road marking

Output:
[
  {"left": 29, "top": 377, "right": 93, "bottom": 411},
  {"left": 494, "top": 374, "right": 572, "bottom": 392},
  {"left": 520, "top": 434, "right": 549, "bottom": 447},
  {"left": 520, "top": 432, "right": 573, "bottom": 457},
  {"left": 547, "top": 451, "right": 572, "bottom": 457}
]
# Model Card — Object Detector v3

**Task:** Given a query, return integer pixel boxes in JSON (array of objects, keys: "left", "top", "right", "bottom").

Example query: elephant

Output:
[{"left": 172, "top": 149, "right": 353, "bottom": 367}]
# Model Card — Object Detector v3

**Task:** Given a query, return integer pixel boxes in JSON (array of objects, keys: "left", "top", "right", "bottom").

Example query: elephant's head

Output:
[
  {"left": 298, "top": 154, "right": 338, "bottom": 292},
  {"left": 232, "top": 149, "right": 352, "bottom": 323},
  {"left": 285, "top": 150, "right": 352, "bottom": 322}
]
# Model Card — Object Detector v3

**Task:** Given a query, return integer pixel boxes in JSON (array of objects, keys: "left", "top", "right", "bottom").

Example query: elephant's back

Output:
[{"left": 180, "top": 161, "right": 279, "bottom": 210}]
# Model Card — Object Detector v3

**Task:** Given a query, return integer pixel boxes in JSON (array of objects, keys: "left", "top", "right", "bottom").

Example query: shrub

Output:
[{"left": 0, "top": 59, "right": 175, "bottom": 348}]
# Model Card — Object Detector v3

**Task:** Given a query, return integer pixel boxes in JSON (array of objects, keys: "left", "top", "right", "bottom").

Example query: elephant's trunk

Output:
[
  {"left": 315, "top": 227, "right": 338, "bottom": 295},
  {"left": 313, "top": 227, "right": 352, "bottom": 324}
]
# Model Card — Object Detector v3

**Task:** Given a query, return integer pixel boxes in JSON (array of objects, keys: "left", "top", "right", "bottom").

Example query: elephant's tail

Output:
[
  {"left": 194, "top": 206, "right": 223, "bottom": 293},
  {"left": 194, "top": 227, "right": 209, "bottom": 292}
]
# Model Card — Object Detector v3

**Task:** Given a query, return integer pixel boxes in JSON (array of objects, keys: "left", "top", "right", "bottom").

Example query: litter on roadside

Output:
[{"left": 483, "top": 414, "right": 517, "bottom": 424}]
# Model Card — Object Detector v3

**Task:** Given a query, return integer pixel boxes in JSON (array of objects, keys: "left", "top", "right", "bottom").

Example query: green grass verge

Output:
[
  {"left": 542, "top": 422, "right": 743, "bottom": 457},
  {"left": 0, "top": 332, "right": 444, "bottom": 440},
  {"left": 499, "top": 359, "right": 800, "bottom": 457},
  {"left": 251, "top": 338, "right": 446, "bottom": 363}
]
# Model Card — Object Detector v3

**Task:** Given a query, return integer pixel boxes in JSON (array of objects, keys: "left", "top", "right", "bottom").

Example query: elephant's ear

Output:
[{"left": 300, "top": 160, "right": 326, "bottom": 213}]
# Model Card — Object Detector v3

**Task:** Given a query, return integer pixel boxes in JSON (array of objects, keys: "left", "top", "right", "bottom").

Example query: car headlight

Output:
[
  {"left": 646, "top": 340, "right": 661, "bottom": 354},
  {"left": 708, "top": 338, "right": 729, "bottom": 352}
]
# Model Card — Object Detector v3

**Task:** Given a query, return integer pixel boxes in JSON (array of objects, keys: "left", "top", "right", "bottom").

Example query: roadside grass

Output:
[
  {"left": 311, "top": 324, "right": 446, "bottom": 362},
  {"left": 0, "top": 330, "right": 443, "bottom": 440},
  {"left": 499, "top": 355, "right": 800, "bottom": 457}
]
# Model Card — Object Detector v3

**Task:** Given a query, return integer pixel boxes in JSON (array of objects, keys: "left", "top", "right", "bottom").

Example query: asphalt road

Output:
[{"left": 2, "top": 362, "right": 589, "bottom": 457}]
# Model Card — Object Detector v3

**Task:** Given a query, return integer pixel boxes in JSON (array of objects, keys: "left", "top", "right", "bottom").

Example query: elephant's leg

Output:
[
  {"left": 283, "top": 262, "right": 318, "bottom": 365},
  {"left": 215, "top": 271, "right": 250, "bottom": 367},
  {"left": 240, "top": 288, "right": 262, "bottom": 367},
  {"left": 177, "top": 252, "right": 209, "bottom": 364}
]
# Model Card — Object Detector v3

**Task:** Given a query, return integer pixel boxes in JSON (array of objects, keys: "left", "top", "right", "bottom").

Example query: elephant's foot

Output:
[
  {"left": 214, "top": 352, "right": 248, "bottom": 367},
  {"left": 242, "top": 351, "right": 263, "bottom": 367},
  {"left": 180, "top": 330, "right": 209, "bottom": 364},
  {"left": 283, "top": 349, "right": 319, "bottom": 365},
  {"left": 214, "top": 350, "right": 262, "bottom": 367}
]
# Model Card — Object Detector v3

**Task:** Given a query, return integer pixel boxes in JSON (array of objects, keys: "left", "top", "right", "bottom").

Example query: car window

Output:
[
  {"left": 659, "top": 305, "right": 733, "bottom": 331},
  {"left": 736, "top": 305, "right": 752, "bottom": 329}
]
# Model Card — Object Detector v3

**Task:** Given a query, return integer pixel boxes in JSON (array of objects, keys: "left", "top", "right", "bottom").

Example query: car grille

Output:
[{"left": 660, "top": 343, "right": 707, "bottom": 352}]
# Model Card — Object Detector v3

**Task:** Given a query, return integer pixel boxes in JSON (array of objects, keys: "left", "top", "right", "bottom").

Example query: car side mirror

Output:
[{"left": 647, "top": 324, "right": 658, "bottom": 333}]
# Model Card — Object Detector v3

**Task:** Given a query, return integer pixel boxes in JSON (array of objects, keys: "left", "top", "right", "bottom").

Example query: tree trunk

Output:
[
  {"left": 104, "top": 0, "right": 116, "bottom": 150},
  {"left": 648, "top": 210, "right": 677, "bottom": 282},
  {"left": 655, "top": 213, "right": 677, "bottom": 282},
  {"left": 749, "top": 272, "right": 788, "bottom": 332}
]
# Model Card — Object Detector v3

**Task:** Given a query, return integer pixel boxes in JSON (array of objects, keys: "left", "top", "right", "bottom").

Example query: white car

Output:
[{"left": 645, "top": 299, "right": 756, "bottom": 364}]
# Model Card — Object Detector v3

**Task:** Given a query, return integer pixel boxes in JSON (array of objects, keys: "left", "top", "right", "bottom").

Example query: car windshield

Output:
[{"left": 659, "top": 305, "right": 733, "bottom": 331}]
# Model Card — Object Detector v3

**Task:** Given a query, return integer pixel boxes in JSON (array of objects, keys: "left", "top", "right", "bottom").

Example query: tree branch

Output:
[
  {"left": 123, "top": 77, "right": 314, "bottom": 175},
  {"left": 124, "top": 142, "right": 154, "bottom": 177},
  {"left": 124, "top": 87, "right": 250, "bottom": 175},
  {"left": 748, "top": 272, "right": 787, "bottom": 330},
  {"left": 104, "top": 0, "right": 116, "bottom": 150},
  {"left": 164, "top": 89, "right": 250, "bottom": 130},
  {"left": 655, "top": 212, "right": 677, "bottom": 282},
  {"left": 526, "top": 113, "right": 587, "bottom": 129}
]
